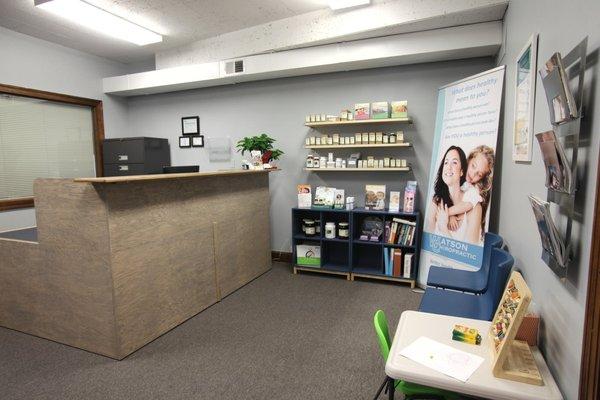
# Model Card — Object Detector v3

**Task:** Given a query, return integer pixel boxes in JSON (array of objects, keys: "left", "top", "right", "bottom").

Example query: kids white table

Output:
[{"left": 385, "top": 311, "right": 563, "bottom": 400}]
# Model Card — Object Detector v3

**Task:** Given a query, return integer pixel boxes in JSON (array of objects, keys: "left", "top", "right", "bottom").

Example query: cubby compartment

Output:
[
  {"left": 292, "top": 209, "right": 321, "bottom": 240},
  {"left": 352, "top": 243, "right": 383, "bottom": 275},
  {"left": 321, "top": 241, "right": 350, "bottom": 272},
  {"left": 294, "top": 240, "right": 322, "bottom": 268},
  {"left": 320, "top": 210, "right": 351, "bottom": 242},
  {"left": 352, "top": 211, "right": 384, "bottom": 243}
]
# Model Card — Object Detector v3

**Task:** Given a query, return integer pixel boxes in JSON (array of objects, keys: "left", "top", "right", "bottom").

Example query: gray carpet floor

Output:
[{"left": 0, "top": 262, "right": 422, "bottom": 400}]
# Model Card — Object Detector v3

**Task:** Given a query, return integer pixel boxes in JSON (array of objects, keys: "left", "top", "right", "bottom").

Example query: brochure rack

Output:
[{"left": 541, "top": 37, "right": 587, "bottom": 278}]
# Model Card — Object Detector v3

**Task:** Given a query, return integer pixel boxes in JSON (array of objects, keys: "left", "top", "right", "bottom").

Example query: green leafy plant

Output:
[{"left": 236, "top": 133, "right": 284, "bottom": 162}]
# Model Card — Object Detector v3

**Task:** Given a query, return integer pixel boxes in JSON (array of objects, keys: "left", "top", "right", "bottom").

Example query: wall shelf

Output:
[
  {"left": 305, "top": 143, "right": 411, "bottom": 149},
  {"left": 304, "top": 167, "right": 410, "bottom": 172},
  {"left": 305, "top": 117, "right": 412, "bottom": 127}
]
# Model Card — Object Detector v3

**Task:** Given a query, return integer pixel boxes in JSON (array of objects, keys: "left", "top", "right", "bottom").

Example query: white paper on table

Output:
[{"left": 399, "top": 336, "right": 484, "bottom": 382}]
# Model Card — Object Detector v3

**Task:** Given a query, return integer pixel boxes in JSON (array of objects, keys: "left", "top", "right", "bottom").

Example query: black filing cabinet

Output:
[{"left": 103, "top": 137, "right": 170, "bottom": 176}]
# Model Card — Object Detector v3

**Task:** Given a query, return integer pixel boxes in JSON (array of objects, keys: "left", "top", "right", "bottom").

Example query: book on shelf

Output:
[
  {"left": 387, "top": 217, "right": 416, "bottom": 246},
  {"left": 384, "top": 221, "right": 391, "bottom": 243},
  {"left": 314, "top": 186, "right": 335, "bottom": 208},
  {"left": 384, "top": 247, "right": 391, "bottom": 276},
  {"left": 371, "top": 102, "right": 389, "bottom": 119},
  {"left": 392, "top": 249, "right": 403, "bottom": 277},
  {"left": 354, "top": 103, "right": 371, "bottom": 120},
  {"left": 391, "top": 101, "right": 408, "bottom": 119},
  {"left": 365, "top": 184, "right": 386, "bottom": 210},
  {"left": 528, "top": 195, "right": 568, "bottom": 268},
  {"left": 403, "top": 253, "right": 413, "bottom": 279},
  {"left": 539, "top": 52, "right": 578, "bottom": 126},
  {"left": 297, "top": 184, "right": 311, "bottom": 208},
  {"left": 536, "top": 130, "right": 573, "bottom": 194}
]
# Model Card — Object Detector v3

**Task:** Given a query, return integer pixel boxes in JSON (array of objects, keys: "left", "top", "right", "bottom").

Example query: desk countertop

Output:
[
  {"left": 386, "top": 310, "right": 563, "bottom": 400},
  {"left": 73, "top": 168, "right": 279, "bottom": 184}
]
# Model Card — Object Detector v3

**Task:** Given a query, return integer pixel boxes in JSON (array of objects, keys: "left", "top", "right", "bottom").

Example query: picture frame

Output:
[
  {"left": 179, "top": 136, "right": 191, "bottom": 148},
  {"left": 513, "top": 34, "right": 538, "bottom": 162},
  {"left": 191, "top": 135, "right": 204, "bottom": 148},
  {"left": 181, "top": 116, "right": 199, "bottom": 135}
]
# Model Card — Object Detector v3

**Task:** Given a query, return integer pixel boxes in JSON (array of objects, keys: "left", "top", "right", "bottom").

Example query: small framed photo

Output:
[
  {"left": 181, "top": 116, "right": 199, "bottom": 135},
  {"left": 179, "top": 136, "right": 191, "bottom": 148},
  {"left": 192, "top": 135, "right": 204, "bottom": 148}
]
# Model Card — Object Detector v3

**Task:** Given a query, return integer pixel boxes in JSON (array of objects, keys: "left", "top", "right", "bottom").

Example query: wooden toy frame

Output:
[{"left": 489, "top": 271, "right": 543, "bottom": 385}]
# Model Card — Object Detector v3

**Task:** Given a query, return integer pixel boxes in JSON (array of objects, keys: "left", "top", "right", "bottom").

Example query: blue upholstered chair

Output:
[
  {"left": 426, "top": 232, "right": 503, "bottom": 294},
  {"left": 418, "top": 247, "right": 514, "bottom": 321}
]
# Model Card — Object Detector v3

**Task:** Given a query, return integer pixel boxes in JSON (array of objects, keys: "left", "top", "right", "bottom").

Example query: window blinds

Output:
[{"left": 0, "top": 95, "right": 96, "bottom": 199}]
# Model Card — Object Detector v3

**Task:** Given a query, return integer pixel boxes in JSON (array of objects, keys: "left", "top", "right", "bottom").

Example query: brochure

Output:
[
  {"left": 389, "top": 191, "right": 401, "bottom": 212},
  {"left": 297, "top": 185, "right": 312, "bottom": 208},
  {"left": 528, "top": 195, "right": 568, "bottom": 267},
  {"left": 535, "top": 130, "right": 573, "bottom": 193},
  {"left": 365, "top": 184, "right": 386, "bottom": 210},
  {"left": 539, "top": 52, "right": 578, "bottom": 125},
  {"left": 334, "top": 189, "right": 345, "bottom": 209}
]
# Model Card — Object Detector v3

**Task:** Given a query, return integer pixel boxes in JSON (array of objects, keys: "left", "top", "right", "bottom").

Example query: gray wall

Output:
[
  {"left": 125, "top": 57, "right": 494, "bottom": 252},
  {"left": 0, "top": 26, "right": 130, "bottom": 231},
  {"left": 496, "top": 1, "right": 600, "bottom": 399}
]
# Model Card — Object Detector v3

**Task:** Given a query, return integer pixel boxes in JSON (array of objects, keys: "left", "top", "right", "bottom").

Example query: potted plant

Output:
[{"left": 236, "top": 133, "right": 284, "bottom": 168}]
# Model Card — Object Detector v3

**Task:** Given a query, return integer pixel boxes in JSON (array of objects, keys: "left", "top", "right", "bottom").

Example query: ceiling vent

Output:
[{"left": 225, "top": 60, "right": 244, "bottom": 75}]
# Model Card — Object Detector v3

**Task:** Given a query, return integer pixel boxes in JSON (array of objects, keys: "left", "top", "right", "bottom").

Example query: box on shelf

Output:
[
  {"left": 369, "top": 132, "right": 376, "bottom": 144},
  {"left": 296, "top": 244, "right": 321, "bottom": 266},
  {"left": 376, "top": 132, "right": 383, "bottom": 143},
  {"left": 371, "top": 102, "right": 389, "bottom": 119},
  {"left": 355, "top": 133, "right": 362, "bottom": 144},
  {"left": 354, "top": 103, "right": 370, "bottom": 120},
  {"left": 362, "top": 132, "right": 369, "bottom": 143},
  {"left": 391, "top": 101, "right": 408, "bottom": 118}
]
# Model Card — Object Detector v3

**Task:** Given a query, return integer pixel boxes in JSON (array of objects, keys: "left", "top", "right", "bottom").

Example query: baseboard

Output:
[{"left": 271, "top": 250, "right": 292, "bottom": 263}]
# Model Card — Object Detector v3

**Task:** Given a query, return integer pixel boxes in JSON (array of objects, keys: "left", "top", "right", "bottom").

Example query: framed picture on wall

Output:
[
  {"left": 192, "top": 135, "right": 204, "bottom": 148},
  {"left": 181, "top": 116, "right": 199, "bottom": 135},
  {"left": 179, "top": 136, "right": 191, "bottom": 148},
  {"left": 513, "top": 34, "right": 538, "bottom": 162}
]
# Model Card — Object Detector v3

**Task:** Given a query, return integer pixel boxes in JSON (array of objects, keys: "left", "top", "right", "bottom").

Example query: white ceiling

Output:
[{"left": 0, "top": 0, "right": 330, "bottom": 64}]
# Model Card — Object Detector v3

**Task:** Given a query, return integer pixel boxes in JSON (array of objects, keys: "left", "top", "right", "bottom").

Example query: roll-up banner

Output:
[{"left": 419, "top": 66, "right": 505, "bottom": 287}]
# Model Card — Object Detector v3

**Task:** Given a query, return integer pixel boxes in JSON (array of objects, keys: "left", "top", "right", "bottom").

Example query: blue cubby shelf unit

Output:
[{"left": 291, "top": 207, "right": 421, "bottom": 287}]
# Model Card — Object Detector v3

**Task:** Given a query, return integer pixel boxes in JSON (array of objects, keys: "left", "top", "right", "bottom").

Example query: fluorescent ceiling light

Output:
[
  {"left": 327, "top": 0, "right": 370, "bottom": 10},
  {"left": 34, "top": 0, "right": 162, "bottom": 46}
]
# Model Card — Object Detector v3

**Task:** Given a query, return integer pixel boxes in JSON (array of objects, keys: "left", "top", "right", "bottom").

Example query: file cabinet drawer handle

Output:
[
  {"left": 118, "top": 155, "right": 128, "bottom": 161},
  {"left": 118, "top": 165, "right": 129, "bottom": 171}
]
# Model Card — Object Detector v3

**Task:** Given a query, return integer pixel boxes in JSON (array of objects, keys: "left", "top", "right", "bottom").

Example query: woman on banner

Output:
[{"left": 426, "top": 146, "right": 483, "bottom": 245}]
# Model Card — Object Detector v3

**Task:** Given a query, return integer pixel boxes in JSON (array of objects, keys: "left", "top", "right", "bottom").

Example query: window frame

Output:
[{"left": 0, "top": 83, "right": 105, "bottom": 211}]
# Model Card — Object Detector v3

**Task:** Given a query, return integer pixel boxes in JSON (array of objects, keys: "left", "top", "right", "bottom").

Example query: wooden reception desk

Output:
[{"left": 0, "top": 169, "right": 274, "bottom": 359}]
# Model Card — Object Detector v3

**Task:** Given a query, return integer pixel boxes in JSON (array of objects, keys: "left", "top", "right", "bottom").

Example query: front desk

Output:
[{"left": 0, "top": 170, "right": 273, "bottom": 359}]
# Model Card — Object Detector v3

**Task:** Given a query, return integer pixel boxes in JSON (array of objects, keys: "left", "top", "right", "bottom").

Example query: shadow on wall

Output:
[{"left": 567, "top": 46, "right": 597, "bottom": 293}]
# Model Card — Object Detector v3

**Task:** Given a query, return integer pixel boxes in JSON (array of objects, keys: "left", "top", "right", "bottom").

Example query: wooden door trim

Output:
[
  {"left": 579, "top": 150, "right": 600, "bottom": 399},
  {"left": 0, "top": 83, "right": 105, "bottom": 212}
]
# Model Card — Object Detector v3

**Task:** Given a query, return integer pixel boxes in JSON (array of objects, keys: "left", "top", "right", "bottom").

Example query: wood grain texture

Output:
[
  {"left": 0, "top": 179, "right": 118, "bottom": 357},
  {"left": 579, "top": 150, "right": 600, "bottom": 400},
  {"left": 213, "top": 174, "right": 272, "bottom": 297},
  {"left": 0, "top": 173, "right": 272, "bottom": 359},
  {"left": 74, "top": 168, "right": 278, "bottom": 184}
]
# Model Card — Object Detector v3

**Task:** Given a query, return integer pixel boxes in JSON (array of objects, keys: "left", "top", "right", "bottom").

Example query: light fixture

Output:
[
  {"left": 327, "top": 0, "right": 371, "bottom": 10},
  {"left": 34, "top": 0, "right": 162, "bottom": 46}
]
